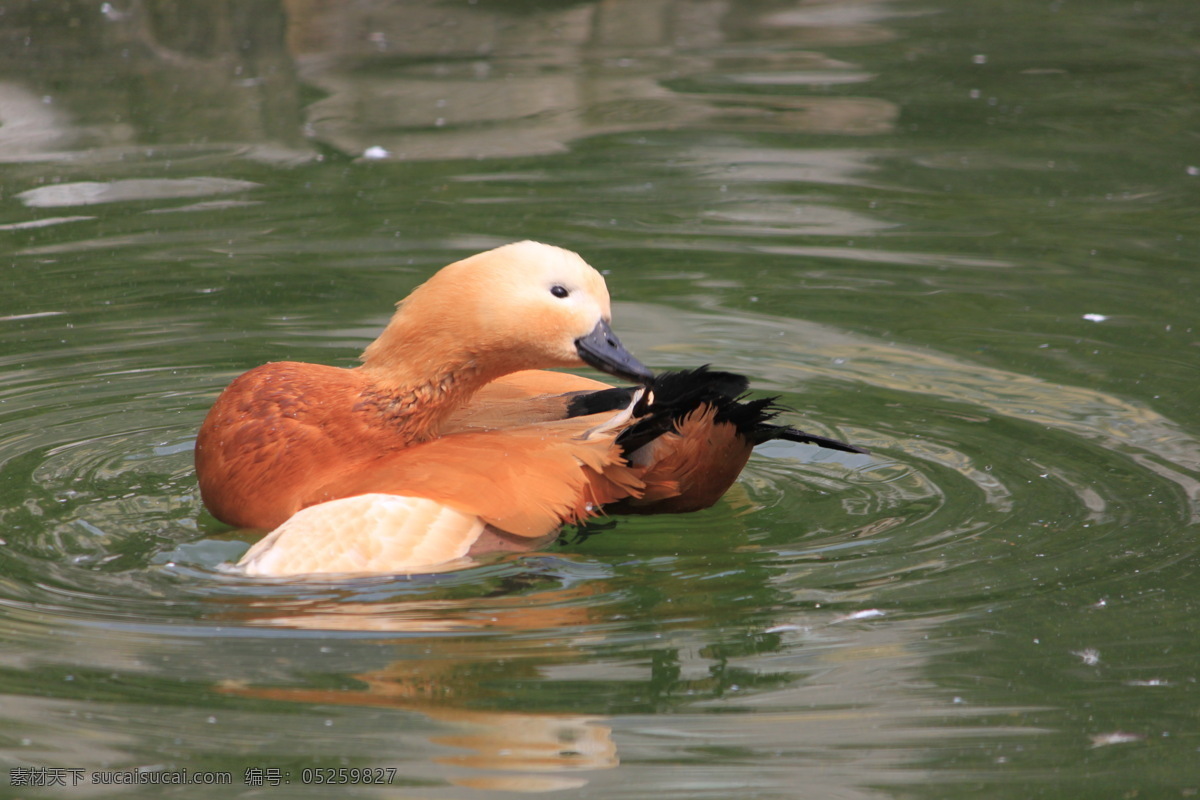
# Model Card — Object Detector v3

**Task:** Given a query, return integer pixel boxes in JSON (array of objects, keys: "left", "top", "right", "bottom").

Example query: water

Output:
[{"left": 2, "top": 0, "right": 1198, "bottom": 797}]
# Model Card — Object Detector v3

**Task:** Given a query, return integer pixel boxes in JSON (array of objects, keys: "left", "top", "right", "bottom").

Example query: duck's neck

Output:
[{"left": 356, "top": 317, "right": 496, "bottom": 443}]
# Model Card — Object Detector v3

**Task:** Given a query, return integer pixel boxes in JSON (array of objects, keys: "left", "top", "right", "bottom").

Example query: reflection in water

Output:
[
  {"left": 0, "top": 0, "right": 897, "bottom": 172},
  {"left": 1, "top": 585, "right": 995, "bottom": 798},
  {"left": 213, "top": 578, "right": 617, "bottom": 789},
  {"left": 0, "top": 81, "right": 78, "bottom": 158},
  {"left": 223, "top": 678, "right": 617, "bottom": 791},
  {"left": 210, "top": 569, "right": 980, "bottom": 795},
  {"left": 226, "top": 689, "right": 616, "bottom": 791},
  {"left": 288, "top": 0, "right": 898, "bottom": 159},
  {"left": 16, "top": 177, "right": 263, "bottom": 208},
  {"left": 3, "top": 1, "right": 1197, "bottom": 796},
  {"left": 0, "top": 1, "right": 309, "bottom": 166}
]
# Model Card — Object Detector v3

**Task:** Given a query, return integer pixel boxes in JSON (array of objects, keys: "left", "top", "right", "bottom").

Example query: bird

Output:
[{"left": 194, "top": 241, "right": 864, "bottom": 577}]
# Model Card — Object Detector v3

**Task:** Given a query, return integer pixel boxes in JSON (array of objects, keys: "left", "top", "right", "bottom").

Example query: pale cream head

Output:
[
  {"left": 444, "top": 240, "right": 613, "bottom": 367},
  {"left": 362, "top": 241, "right": 649, "bottom": 384}
]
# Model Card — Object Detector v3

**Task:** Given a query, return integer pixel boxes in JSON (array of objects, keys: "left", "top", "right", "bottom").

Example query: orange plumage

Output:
[{"left": 195, "top": 241, "right": 863, "bottom": 576}]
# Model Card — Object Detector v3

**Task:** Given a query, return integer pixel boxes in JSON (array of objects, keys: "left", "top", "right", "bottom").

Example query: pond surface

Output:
[{"left": 2, "top": 0, "right": 1198, "bottom": 797}]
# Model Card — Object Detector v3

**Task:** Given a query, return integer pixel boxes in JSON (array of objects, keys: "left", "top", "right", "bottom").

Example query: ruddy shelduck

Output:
[{"left": 195, "top": 241, "right": 864, "bottom": 577}]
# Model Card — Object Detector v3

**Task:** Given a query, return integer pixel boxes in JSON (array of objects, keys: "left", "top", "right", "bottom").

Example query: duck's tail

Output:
[
  {"left": 619, "top": 366, "right": 867, "bottom": 456},
  {"left": 597, "top": 366, "right": 866, "bottom": 515}
]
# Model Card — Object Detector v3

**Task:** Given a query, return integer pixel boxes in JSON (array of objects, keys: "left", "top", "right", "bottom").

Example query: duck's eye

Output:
[{"left": 550, "top": 285, "right": 570, "bottom": 299}]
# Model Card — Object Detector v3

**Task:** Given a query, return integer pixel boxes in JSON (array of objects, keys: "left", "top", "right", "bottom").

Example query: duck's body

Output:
[
  {"left": 195, "top": 241, "right": 863, "bottom": 577},
  {"left": 197, "top": 361, "right": 402, "bottom": 531}
]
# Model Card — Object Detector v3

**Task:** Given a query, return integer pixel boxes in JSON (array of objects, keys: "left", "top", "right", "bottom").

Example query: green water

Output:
[{"left": 1, "top": 0, "right": 1198, "bottom": 797}]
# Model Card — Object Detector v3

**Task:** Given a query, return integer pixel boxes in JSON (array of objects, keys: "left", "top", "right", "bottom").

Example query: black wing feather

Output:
[{"left": 590, "top": 366, "right": 868, "bottom": 456}]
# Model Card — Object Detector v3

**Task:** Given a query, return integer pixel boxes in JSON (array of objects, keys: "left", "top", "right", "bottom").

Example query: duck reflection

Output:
[{"left": 218, "top": 575, "right": 619, "bottom": 791}]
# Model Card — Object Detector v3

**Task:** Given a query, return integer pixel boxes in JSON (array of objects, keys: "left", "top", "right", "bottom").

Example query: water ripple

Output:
[{"left": 0, "top": 302, "right": 1194, "bottom": 644}]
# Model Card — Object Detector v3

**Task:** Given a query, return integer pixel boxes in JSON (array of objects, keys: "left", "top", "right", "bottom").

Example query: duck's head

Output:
[{"left": 364, "top": 241, "right": 652, "bottom": 384}]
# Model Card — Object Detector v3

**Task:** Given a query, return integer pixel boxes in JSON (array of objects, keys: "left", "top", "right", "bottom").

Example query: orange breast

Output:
[
  {"left": 195, "top": 362, "right": 403, "bottom": 529},
  {"left": 195, "top": 364, "right": 646, "bottom": 534}
]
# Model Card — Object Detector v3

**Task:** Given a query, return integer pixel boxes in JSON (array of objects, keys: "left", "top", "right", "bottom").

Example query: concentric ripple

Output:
[
  {"left": 2, "top": 301, "right": 1194, "bottom": 640},
  {"left": 1, "top": 285, "right": 1195, "bottom": 799}
]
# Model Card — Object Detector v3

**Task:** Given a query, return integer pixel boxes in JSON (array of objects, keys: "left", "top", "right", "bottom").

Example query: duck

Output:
[{"left": 194, "top": 241, "right": 864, "bottom": 577}]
